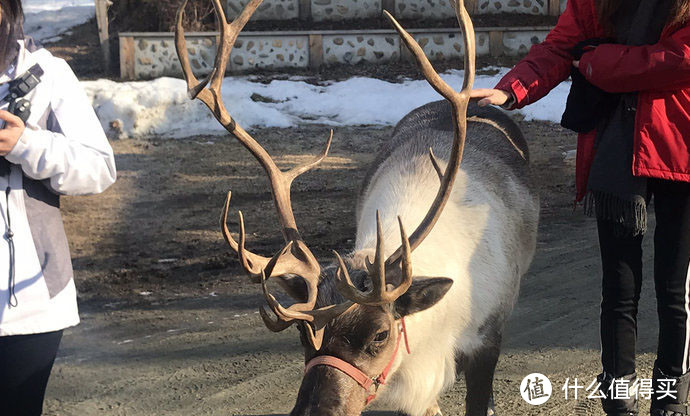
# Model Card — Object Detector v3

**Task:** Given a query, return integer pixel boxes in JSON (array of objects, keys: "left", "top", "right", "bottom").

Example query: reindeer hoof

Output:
[
  {"left": 486, "top": 393, "right": 496, "bottom": 416},
  {"left": 423, "top": 403, "right": 443, "bottom": 416}
]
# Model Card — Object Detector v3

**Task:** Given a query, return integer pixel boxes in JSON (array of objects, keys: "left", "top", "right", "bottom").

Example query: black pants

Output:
[
  {"left": 598, "top": 179, "right": 690, "bottom": 377},
  {"left": 0, "top": 330, "right": 63, "bottom": 416}
]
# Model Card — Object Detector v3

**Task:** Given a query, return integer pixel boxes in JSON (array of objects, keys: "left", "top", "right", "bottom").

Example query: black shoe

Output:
[
  {"left": 597, "top": 372, "right": 639, "bottom": 415},
  {"left": 650, "top": 362, "right": 690, "bottom": 416}
]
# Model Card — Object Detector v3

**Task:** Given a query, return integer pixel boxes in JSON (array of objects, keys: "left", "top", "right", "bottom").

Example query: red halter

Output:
[{"left": 303, "top": 318, "right": 410, "bottom": 405}]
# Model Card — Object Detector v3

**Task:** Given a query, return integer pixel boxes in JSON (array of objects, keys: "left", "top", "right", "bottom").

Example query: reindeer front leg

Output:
[{"left": 463, "top": 332, "right": 502, "bottom": 416}]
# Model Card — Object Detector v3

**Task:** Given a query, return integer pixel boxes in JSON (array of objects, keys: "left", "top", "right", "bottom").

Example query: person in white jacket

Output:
[{"left": 0, "top": 1, "right": 116, "bottom": 414}]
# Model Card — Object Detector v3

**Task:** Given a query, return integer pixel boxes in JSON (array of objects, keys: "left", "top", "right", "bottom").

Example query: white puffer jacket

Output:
[{"left": 0, "top": 40, "right": 116, "bottom": 336}]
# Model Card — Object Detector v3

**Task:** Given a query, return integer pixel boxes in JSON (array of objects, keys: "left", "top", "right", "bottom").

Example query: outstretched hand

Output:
[
  {"left": 0, "top": 110, "right": 25, "bottom": 156},
  {"left": 470, "top": 88, "right": 512, "bottom": 107}
]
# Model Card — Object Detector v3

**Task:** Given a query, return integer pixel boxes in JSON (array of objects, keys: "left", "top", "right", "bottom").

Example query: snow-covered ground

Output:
[
  {"left": 23, "top": 0, "right": 95, "bottom": 42},
  {"left": 83, "top": 68, "right": 570, "bottom": 139}
]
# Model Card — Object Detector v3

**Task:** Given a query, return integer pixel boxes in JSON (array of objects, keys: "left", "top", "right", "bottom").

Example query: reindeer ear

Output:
[{"left": 393, "top": 277, "right": 453, "bottom": 318}]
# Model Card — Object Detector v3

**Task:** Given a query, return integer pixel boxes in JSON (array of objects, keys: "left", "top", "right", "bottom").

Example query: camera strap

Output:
[{"left": 0, "top": 63, "right": 44, "bottom": 307}]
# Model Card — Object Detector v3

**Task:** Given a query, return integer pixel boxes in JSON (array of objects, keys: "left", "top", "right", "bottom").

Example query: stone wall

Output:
[
  {"left": 322, "top": 32, "right": 399, "bottom": 65},
  {"left": 312, "top": 0, "right": 382, "bottom": 21},
  {"left": 394, "top": 0, "right": 457, "bottom": 19},
  {"left": 227, "top": 0, "right": 299, "bottom": 19},
  {"left": 120, "top": 27, "right": 551, "bottom": 79},
  {"left": 409, "top": 31, "right": 491, "bottom": 61},
  {"left": 231, "top": 36, "right": 310, "bottom": 70},
  {"left": 226, "top": 0, "right": 563, "bottom": 19},
  {"left": 124, "top": 36, "right": 218, "bottom": 80},
  {"left": 501, "top": 30, "right": 547, "bottom": 56},
  {"left": 476, "top": 0, "right": 546, "bottom": 14}
]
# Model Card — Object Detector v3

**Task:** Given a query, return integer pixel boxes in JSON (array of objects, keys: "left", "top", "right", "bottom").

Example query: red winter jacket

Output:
[{"left": 495, "top": 0, "right": 690, "bottom": 201}]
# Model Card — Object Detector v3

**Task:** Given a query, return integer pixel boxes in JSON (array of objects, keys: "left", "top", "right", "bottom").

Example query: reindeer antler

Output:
[
  {"left": 175, "top": 0, "right": 335, "bottom": 348},
  {"left": 382, "top": 0, "right": 475, "bottom": 268},
  {"left": 259, "top": 270, "right": 355, "bottom": 350},
  {"left": 176, "top": 0, "right": 331, "bottom": 281},
  {"left": 334, "top": 0, "right": 475, "bottom": 303},
  {"left": 334, "top": 212, "right": 412, "bottom": 306},
  {"left": 175, "top": 0, "right": 476, "bottom": 351}
]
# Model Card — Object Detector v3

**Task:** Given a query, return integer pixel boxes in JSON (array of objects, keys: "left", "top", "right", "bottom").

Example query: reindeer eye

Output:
[{"left": 373, "top": 330, "right": 389, "bottom": 343}]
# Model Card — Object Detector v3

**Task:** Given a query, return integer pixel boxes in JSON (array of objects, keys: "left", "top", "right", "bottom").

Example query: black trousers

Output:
[
  {"left": 598, "top": 179, "right": 690, "bottom": 377},
  {"left": 0, "top": 330, "right": 63, "bottom": 416}
]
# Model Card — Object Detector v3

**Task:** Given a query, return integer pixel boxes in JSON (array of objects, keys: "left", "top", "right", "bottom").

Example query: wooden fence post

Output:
[
  {"left": 95, "top": 0, "right": 112, "bottom": 74},
  {"left": 489, "top": 30, "right": 504, "bottom": 57},
  {"left": 119, "top": 35, "right": 135, "bottom": 80},
  {"left": 548, "top": 0, "right": 561, "bottom": 16},
  {"left": 308, "top": 34, "right": 323, "bottom": 69}
]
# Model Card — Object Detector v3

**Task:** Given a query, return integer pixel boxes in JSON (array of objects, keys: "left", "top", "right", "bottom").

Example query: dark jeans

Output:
[
  {"left": 0, "top": 330, "right": 63, "bottom": 416},
  {"left": 598, "top": 179, "right": 690, "bottom": 378}
]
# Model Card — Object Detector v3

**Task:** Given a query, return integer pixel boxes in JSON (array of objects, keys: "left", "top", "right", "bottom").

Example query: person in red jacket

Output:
[{"left": 472, "top": 1, "right": 690, "bottom": 415}]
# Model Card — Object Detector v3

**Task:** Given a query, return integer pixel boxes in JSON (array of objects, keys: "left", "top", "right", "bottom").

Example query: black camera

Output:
[
  {"left": 0, "top": 64, "right": 44, "bottom": 176},
  {"left": 3, "top": 64, "right": 44, "bottom": 123}
]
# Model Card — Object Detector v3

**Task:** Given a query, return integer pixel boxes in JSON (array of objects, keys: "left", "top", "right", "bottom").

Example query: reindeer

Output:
[{"left": 175, "top": 0, "right": 539, "bottom": 415}]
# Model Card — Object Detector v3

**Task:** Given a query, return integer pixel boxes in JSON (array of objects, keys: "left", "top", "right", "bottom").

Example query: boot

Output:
[
  {"left": 651, "top": 362, "right": 690, "bottom": 416},
  {"left": 597, "top": 372, "right": 639, "bottom": 416}
]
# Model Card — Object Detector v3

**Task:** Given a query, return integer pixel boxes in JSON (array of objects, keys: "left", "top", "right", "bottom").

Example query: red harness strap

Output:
[{"left": 304, "top": 318, "right": 411, "bottom": 405}]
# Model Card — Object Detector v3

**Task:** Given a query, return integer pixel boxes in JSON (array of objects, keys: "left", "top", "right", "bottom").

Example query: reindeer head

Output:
[
  {"left": 285, "top": 217, "right": 455, "bottom": 415},
  {"left": 175, "top": 0, "right": 475, "bottom": 413}
]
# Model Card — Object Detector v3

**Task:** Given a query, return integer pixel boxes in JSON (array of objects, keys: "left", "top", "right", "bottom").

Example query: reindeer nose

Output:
[{"left": 290, "top": 365, "right": 362, "bottom": 416}]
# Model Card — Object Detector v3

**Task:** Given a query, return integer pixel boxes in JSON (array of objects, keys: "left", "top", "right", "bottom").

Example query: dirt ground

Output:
[{"left": 42, "top": 120, "right": 662, "bottom": 416}]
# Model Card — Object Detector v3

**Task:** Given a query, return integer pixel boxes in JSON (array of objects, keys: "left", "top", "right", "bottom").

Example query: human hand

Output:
[
  {"left": 0, "top": 110, "right": 25, "bottom": 156},
  {"left": 572, "top": 60, "right": 580, "bottom": 68},
  {"left": 470, "top": 88, "right": 512, "bottom": 107}
]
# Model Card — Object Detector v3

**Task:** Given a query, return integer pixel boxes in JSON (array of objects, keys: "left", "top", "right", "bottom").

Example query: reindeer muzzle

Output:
[{"left": 303, "top": 319, "right": 410, "bottom": 405}]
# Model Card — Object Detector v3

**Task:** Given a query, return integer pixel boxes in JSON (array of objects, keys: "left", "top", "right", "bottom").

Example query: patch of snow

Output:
[
  {"left": 23, "top": 0, "right": 95, "bottom": 42},
  {"left": 83, "top": 68, "right": 570, "bottom": 140},
  {"left": 23, "top": 0, "right": 93, "bottom": 13}
]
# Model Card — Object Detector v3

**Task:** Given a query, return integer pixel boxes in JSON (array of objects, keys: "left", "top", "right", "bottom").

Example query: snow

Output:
[
  {"left": 82, "top": 68, "right": 570, "bottom": 139},
  {"left": 23, "top": 0, "right": 95, "bottom": 43}
]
